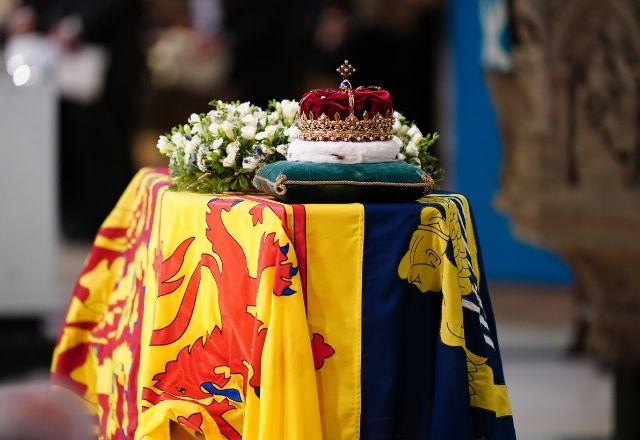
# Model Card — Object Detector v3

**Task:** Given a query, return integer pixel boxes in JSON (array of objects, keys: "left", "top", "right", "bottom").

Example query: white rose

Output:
[
  {"left": 221, "top": 121, "right": 236, "bottom": 140},
  {"left": 242, "top": 156, "right": 259, "bottom": 170},
  {"left": 207, "top": 110, "right": 220, "bottom": 122},
  {"left": 184, "top": 135, "right": 201, "bottom": 155},
  {"left": 226, "top": 140, "right": 240, "bottom": 155},
  {"left": 276, "top": 144, "right": 288, "bottom": 155},
  {"left": 407, "top": 124, "right": 422, "bottom": 140},
  {"left": 405, "top": 141, "right": 419, "bottom": 157},
  {"left": 280, "top": 100, "right": 299, "bottom": 123},
  {"left": 188, "top": 113, "right": 200, "bottom": 124},
  {"left": 208, "top": 122, "right": 220, "bottom": 135},
  {"left": 241, "top": 125, "right": 257, "bottom": 140},
  {"left": 397, "top": 153, "right": 406, "bottom": 161},
  {"left": 284, "top": 125, "right": 300, "bottom": 140},
  {"left": 184, "top": 137, "right": 200, "bottom": 164},
  {"left": 222, "top": 152, "right": 237, "bottom": 167},
  {"left": 192, "top": 122, "right": 207, "bottom": 137},
  {"left": 241, "top": 113, "right": 258, "bottom": 127},
  {"left": 237, "top": 102, "right": 251, "bottom": 116},
  {"left": 156, "top": 136, "right": 173, "bottom": 154},
  {"left": 256, "top": 124, "right": 279, "bottom": 141},
  {"left": 267, "top": 112, "right": 280, "bottom": 124},
  {"left": 210, "top": 137, "right": 224, "bottom": 152},
  {"left": 171, "top": 132, "right": 186, "bottom": 148},
  {"left": 253, "top": 110, "right": 266, "bottom": 124},
  {"left": 393, "top": 117, "right": 402, "bottom": 132}
]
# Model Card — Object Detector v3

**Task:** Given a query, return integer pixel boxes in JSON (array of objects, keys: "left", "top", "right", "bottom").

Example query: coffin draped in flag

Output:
[{"left": 52, "top": 168, "right": 515, "bottom": 439}]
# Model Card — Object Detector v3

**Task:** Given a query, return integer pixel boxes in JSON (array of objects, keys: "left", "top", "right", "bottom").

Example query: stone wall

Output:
[{"left": 487, "top": 0, "right": 640, "bottom": 363}]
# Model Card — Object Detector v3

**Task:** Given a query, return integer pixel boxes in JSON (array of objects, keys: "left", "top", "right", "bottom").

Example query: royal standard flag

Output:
[{"left": 52, "top": 168, "right": 515, "bottom": 439}]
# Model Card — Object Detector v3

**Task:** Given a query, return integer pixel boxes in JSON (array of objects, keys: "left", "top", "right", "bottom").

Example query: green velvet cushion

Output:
[{"left": 253, "top": 161, "right": 432, "bottom": 203}]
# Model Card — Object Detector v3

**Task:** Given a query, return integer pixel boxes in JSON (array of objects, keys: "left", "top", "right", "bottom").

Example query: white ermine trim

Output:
[{"left": 286, "top": 139, "right": 400, "bottom": 164}]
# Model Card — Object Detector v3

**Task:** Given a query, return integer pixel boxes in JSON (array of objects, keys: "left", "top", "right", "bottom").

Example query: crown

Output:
[{"left": 297, "top": 60, "right": 394, "bottom": 142}]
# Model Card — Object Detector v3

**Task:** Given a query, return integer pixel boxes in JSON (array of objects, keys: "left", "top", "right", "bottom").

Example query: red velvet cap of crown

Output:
[{"left": 299, "top": 87, "right": 393, "bottom": 119}]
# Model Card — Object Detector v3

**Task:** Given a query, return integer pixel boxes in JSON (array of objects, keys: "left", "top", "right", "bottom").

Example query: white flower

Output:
[
  {"left": 276, "top": 144, "right": 288, "bottom": 155},
  {"left": 256, "top": 124, "right": 279, "bottom": 141},
  {"left": 192, "top": 122, "right": 207, "bottom": 137},
  {"left": 267, "top": 112, "right": 280, "bottom": 124},
  {"left": 188, "top": 113, "right": 200, "bottom": 124},
  {"left": 397, "top": 152, "right": 406, "bottom": 161},
  {"left": 207, "top": 110, "right": 221, "bottom": 124},
  {"left": 222, "top": 152, "right": 237, "bottom": 167},
  {"left": 184, "top": 135, "right": 201, "bottom": 156},
  {"left": 183, "top": 124, "right": 192, "bottom": 136},
  {"left": 226, "top": 140, "right": 240, "bottom": 155},
  {"left": 208, "top": 122, "right": 220, "bottom": 135},
  {"left": 407, "top": 124, "right": 422, "bottom": 141},
  {"left": 241, "top": 113, "right": 258, "bottom": 127},
  {"left": 156, "top": 135, "right": 173, "bottom": 154},
  {"left": 280, "top": 100, "right": 299, "bottom": 123},
  {"left": 171, "top": 132, "right": 186, "bottom": 148},
  {"left": 405, "top": 141, "right": 419, "bottom": 157},
  {"left": 184, "top": 136, "right": 200, "bottom": 164},
  {"left": 284, "top": 125, "right": 300, "bottom": 140},
  {"left": 237, "top": 102, "right": 251, "bottom": 116},
  {"left": 240, "top": 125, "right": 257, "bottom": 140},
  {"left": 210, "top": 137, "right": 224, "bottom": 152},
  {"left": 242, "top": 156, "right": 259, "bottom": 170},
  {"left": 221, "top": 121, "right": 236, "bottom": 140},
  {"left": 393, "top": 117, "right": 402, "bottom": 132},
  {"left": 253, "top": 110, "right": 266, "bottom": 124}
]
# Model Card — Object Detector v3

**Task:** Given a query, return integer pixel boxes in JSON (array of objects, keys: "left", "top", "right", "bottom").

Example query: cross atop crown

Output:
[{"left": 337, "top": 60, "right": 356, "bottom": 90}]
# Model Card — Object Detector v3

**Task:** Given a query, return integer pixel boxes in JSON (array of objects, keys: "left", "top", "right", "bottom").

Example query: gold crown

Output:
[
  {"left": 297, "top": 111, "right": 393, "bottom": 142},
  {"left": 297, "top": 60, "right": 393, "bottom": 142}
]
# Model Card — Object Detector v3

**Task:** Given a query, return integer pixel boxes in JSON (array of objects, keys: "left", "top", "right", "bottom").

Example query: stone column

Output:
[{"left": 486, "top": 1, "right": 640, "bottom": 438}]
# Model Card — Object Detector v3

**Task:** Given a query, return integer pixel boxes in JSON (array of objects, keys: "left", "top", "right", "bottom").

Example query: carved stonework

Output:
[{"left": 487, "top": 0, "right": 640, "bottom": 363}]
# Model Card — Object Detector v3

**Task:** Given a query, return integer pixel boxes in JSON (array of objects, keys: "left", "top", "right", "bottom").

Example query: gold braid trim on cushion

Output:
[
  {"left": 297, "top": 111, "right": 394, "bottom": 142},
  {"left": 421, "top": 173, "right": 435, "bottom": 196}
]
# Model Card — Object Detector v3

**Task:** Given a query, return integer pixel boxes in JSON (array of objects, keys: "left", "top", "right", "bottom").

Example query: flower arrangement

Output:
[{"left": 157, "top": 99, "right": 443, "bottom": 193}]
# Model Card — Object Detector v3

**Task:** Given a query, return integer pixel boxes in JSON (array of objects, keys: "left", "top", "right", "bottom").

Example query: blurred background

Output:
[{"left": 1, "top": 0, "right": 639, "bottom": 438}]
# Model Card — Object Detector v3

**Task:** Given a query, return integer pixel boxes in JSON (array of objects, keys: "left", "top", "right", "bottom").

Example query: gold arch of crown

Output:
[{"left": 298, "top": 60, "right": 394, "bottom": 142}]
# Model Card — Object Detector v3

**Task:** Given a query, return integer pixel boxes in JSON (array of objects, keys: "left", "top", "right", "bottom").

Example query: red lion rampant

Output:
[{"left": 143, "top": 198, "right": 333, "bottom": 438}]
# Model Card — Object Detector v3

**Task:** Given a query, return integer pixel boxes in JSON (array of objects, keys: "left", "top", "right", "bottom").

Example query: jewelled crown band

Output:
[
  {"left": 297, "top": 112, "right": 393, "bottom": 142},
  {"left": 297, "top": 60, "right": 394, "bottom": 142}
]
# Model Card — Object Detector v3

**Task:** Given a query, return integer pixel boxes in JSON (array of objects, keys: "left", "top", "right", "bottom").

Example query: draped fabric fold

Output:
[{"left": 52, "top": 168, "right": 515, "bottom": 440}]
